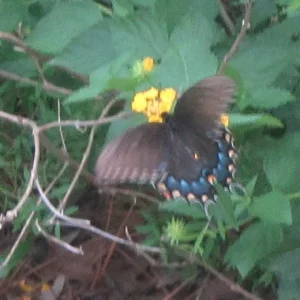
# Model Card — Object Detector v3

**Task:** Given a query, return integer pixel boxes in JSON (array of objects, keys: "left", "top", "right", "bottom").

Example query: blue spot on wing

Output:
[
  {"left": 213, "top": 165, "right": 229, "bottom": 183},
  {"left": 191, "top": 178, "right": 210, "bottom": 196},
  {"left": 167, "top": 176, "right": 179, "bottom": 190},
  {"left": 217, "top": 152, "right": 230, "bottom": 165},
  {"left": 217, "top": 140, "right": 229, "bottom": 152},
  {"left": 179, "top": 179, "right": 191, "bottom": 195}
]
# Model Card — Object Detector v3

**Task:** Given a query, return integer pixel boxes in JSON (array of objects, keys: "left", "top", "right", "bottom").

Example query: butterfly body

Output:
[{"left": 94, "top": 75, "right": 240, "bottom": 209}]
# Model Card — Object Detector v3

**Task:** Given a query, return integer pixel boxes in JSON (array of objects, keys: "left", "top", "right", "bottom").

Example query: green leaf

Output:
[
  {"left": 64, "top": 86, "right": 104, "bottom": 104},
  {"left": 0, "top": 0, "right": 26, "bottom": 32},
  {"left": 277, "top": 279, "right": 300, "bottom": 300},
  {"left": 154, "top": 10, "right": 218, "bottom": 89},
  {"left": 251, "top": 0, "right": 277, "bottom": 27},
  {"left": 249, "top": 88, "right": 295, "bottom": 109},
  {"left": 249, "top": 191, "right": 292, "bottom": 225},
  {"left": 264, "top": 132, "right": 300, "bottom": 194},
  {"left": 269, "top": 247, "right": 300, "bottom": 300},
  {"left": 159, "top": 200, "right": 206, "bottom": 219},
  {"left": 225, "top": 221, "right": 283, "bottom": 277},
  {"left": 231, "top": 46, "right": 293, "bottom": 90},
  {"left": 64, "top": 51, "right": 135, "bottom": 103},
  {"left": 155, "top": 0, "right": 218, "bottom": 37},
  {"left": 50, "top": 20, "right": 118, "bottom": 75},
  {"left": 270, "top": 247, "right": 300, "bottom": 281},
  {"left": 229, "top": 113, "right": 284, "bottom": 129},
  {"left": 210, "top": 185, "right": 237, "bottom": 229},
  {"left": 287, "top": 0, "right": 300, "bottom": 12},
  {"left": 26, "top": 1, "right": 102, "bottom": 54},
  {"left": 112, "top": 0, "right": 134, "bottom": 17},
  {"left": 0, "top": 58, "right": 37, "bottom": 78},
  {"left": 111, "top": 13, "right": 169, "bottom": 59}
]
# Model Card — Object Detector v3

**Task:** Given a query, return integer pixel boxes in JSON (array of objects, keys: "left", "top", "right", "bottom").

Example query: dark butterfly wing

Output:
[
  {"left": 94, "top": 123, "right": 170, "bottom": 186},
  {"left": 164, "top": 123, "right": 219, "bottom": 181},
  {"left": 94, "top": 123, "right": 217, "bottom": 186},
  {"left": 173, "top": 75, "right": 236, "bottom": 138}
]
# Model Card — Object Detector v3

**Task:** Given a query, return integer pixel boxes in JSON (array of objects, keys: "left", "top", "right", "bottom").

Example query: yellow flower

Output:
[
  {"left": 221, "top": 114, "right": 229, "bottom": 127},
  {"left": 160, "top": 88, "right": 177, "bottom": 104},
  {"left": 131, "top": 92, "right": 147, "bottom": 112},
  {"left": 143, "top": 87, "right": 159, "bottom": 100},
  {"left": 148, "top": 114, "right": 163, "bottom": 123},
  {"left": 131, "top": 86, "right": 178, "bottom": 123},
  {"left": 142, "top": 56, "right": 155, "bottom": 73}
]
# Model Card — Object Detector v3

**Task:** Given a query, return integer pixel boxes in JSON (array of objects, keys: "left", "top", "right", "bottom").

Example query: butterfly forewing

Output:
[{"left": 173, "top": 75, "right": 236, "bottom": 138}]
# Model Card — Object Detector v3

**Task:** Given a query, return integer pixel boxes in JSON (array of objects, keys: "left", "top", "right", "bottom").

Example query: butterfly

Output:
[{"left": 93, "top": 75, "right": 239, "bottom": 210}]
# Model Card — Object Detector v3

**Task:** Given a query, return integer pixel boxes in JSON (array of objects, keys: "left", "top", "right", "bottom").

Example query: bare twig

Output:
[
  {"left": 35, "top": 179, "right": 90, "bottom": 226},
  {"left": 218, "top": 0, "right": 235, "bottom": 36},
  {"left": 57, "top": 99, "right": 68, "bottom": 153},
  {"left": 38, "top": 111, "right": 132, "bottom": 132},
  {"left": 35, "top": 179, "right": 161, "bottom": 254},
  {"left": 35, "top": 219, "right": 83, "bottom": 254},
  {"left": 0, "top": 111, "right": 40, "bottom": 226},
  {"left": 0, "top": 69, "right": 71, "bottom": 95},
  {"left": 217, "top": 0, "right": 253, "bottom": 74},
  {"left": 58, "top": 219, "right": 162, "bottom": 254},
  {"left": 55, "top": 98, "right": 118, "bottom": 214}
]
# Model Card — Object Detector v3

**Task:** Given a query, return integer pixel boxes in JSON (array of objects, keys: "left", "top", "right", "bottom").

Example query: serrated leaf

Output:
[
  {"left": 159, "top": 200, "right": 206, "bottom": 219},
  {"left": 0, "top": 0, "right": 26, "bottom": 32},
  {"left": 249, "top": 191, "right": 292, "bottom": 225},
  {"left": 229, "top": 113, "right": 283, "bottom": 128},
  {"left": 154, "top": 11, "right": 218, "bottom": 89},
  {"left": 26, "top": 1, "right": 102, "bottom": 54},
  {"left": 249, "top": 88, "right": 295, "bottom": 109},
  {"left": 225, "top": 221, "right": 282, "bottom": 277},
  {"left": 264, "top": 132, "right": 300, "bottom": 194}
]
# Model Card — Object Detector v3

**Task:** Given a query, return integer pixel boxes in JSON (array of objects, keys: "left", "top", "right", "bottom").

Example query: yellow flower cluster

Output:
[{"left": 132, "top": 87, "right": 177, "bottom": 123}]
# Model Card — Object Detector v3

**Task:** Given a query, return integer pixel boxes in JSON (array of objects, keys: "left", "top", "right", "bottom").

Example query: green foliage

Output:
[
  {"left": 225, "top": 222, "right": 283, "bottom": 277},
  {"left": 1, "top": 0, "right": 300, "bottom": 298}
]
